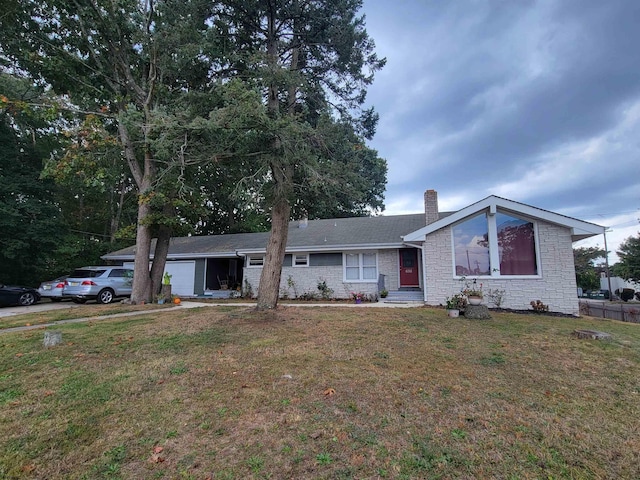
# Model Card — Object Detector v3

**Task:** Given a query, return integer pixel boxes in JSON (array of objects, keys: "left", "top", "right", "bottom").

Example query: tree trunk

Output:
[
  {"left": 129, "top": 149, "right": 155, "bottom": 304},
  {"left": 131, "top": 202, "right": 153, "bottom": 304},
  {"left": 150, "top": 222, "right": 172, "bottom": 299},
  {"left": 255, "top": 5, "right": 293, "bottom": 311},
  {"left": 256, "top": 195, "right": 291, "bottom": 310}
]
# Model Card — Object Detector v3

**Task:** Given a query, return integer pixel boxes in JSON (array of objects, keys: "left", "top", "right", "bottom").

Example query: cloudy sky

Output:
[{"left": 361, "top": 0, "right": 639, "bottom": 263}]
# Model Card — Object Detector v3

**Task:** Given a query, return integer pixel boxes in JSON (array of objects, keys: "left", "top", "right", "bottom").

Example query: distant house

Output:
[
  {"left": 600, "top": 275, "right": 639, "bottom": 296},
  {"left": 103, "top": 190, "right": 604, "bottom": 314}
]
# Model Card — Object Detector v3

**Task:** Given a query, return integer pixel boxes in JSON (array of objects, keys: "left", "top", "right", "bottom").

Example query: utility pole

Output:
[{"left": 603, "top": 228, "right": 613, "bottom": 302}]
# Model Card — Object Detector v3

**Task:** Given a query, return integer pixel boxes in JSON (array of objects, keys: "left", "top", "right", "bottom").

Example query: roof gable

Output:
[{"left": 403, "top": 195, "right": 604, "bottom": 242}]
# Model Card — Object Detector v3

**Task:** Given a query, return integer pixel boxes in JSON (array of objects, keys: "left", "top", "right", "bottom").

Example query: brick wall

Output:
[
  {"left": 423, "top": 221, "right": 579, "bottom": 315},
  {"left": 242, "top": 259, "right": 383, "bottom": 299},
  {"left": 378, "top": 250, "right": 400, "bottom": 291}
]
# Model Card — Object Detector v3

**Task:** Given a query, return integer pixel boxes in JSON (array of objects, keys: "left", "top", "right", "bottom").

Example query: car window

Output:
[
  {"left": 71, "top": 269, "right": 106, "bottom": 278},
  {"left": 108, "top": 269, "right": 129, "bottom": 278}
]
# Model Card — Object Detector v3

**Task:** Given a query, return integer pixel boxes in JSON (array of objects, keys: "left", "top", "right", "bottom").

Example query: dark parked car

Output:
[{"left": 0, "top": 284, "right": 41, "bottom": 306}]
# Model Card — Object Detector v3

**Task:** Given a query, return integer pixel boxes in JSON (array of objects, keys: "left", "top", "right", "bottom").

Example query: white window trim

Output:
[
  {"left": 292, "top": 253, "right": 309, "bottom": 267},
  {"left": 343, "top": 252, "right": 378, "bottom": 282},
  {"left": 247, "top": 255, "right": 265, "bottom": 268},
  {"left": 451, "top": 210, "right": 542, "bottom": 279}
]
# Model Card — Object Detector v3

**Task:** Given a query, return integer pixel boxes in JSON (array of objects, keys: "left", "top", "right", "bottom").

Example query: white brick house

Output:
[
  {"left": 103, "top": 190, "right": 604, "bottom": 314},
  {"left": 404, "top": 192, "right": 603, "bottom": 315}
]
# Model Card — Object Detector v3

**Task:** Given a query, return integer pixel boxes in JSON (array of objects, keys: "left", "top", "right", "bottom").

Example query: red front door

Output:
[{"left": 399, "top": 249, "right": 419, "bottom": 287}]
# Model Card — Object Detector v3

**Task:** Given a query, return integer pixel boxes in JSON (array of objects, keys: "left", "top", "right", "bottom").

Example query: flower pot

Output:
[
  {"left": 157, "top": 298, "right": 165, "bottom": 305},
  {"left": 447, "top": 309, "right": 460, "bottom": 318},
  {"left": 468, "top": 296, "right": 482, "bottom": 306},
  {"left": 355, "top": 298, "right": 362, "bottom": 304}
]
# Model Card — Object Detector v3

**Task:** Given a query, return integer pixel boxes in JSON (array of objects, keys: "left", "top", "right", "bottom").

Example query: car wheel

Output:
[
  {"left": 18, "top": 292, "right": 37, "bottom": 306},
  {"left": 97, "top": 289, "right": 114, "bottom": 304},
  {"left": 72, "top": 298, "right": 87, "bottom": 304}
]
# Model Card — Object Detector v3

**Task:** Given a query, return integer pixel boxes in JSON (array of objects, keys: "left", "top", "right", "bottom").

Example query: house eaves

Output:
[
  {"left": 236, "top": 241, "right": 411, "bottom": 256},
  {"left": 102, "top": 213, "right": 429, "bottom": 261},
  {"left": 403, "top": 195, "right": 605, "bottom": 242}
]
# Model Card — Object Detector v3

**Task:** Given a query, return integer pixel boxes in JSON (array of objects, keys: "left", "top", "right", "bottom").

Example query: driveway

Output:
[{"left": 0, "top": 301, "right": 83, "bottom": 318}]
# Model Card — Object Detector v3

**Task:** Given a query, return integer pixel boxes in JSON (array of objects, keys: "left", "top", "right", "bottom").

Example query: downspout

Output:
[{"left": 422, "top": 241, "right": 428, "bottom": 303}]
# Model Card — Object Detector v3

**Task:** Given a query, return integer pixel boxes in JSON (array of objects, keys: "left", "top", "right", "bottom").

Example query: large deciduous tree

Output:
[
  {"left": 0, "top": 74, "right": 65, "bottom": 286},
  {"left": 2, "top": 0, "right": 386, "bottom": 307},
  {"left": 573, "top": 246, "right": 606, "bottom": 292},
  {"left": 1, "top": 0, "right": 224, "bottom": 302},
  {"left": 612, "top": 234, "right": 640, "bottom": 284}
]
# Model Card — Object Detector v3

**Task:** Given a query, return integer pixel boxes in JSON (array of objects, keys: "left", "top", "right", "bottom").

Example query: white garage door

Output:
[
  {"left": 163, "top": 261, "right": 195, "bottom": 296},
  {"left": 123, "top": 260, "right": 196, "bottom": 296}
]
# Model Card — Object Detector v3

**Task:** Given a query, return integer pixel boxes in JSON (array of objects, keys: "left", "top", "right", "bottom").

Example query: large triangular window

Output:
[{"left": 453, "top": 210, "right": 539, "bottom": 277}]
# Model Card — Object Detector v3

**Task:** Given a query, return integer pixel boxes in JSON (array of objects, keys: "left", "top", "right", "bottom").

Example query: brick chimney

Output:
[{"left": 424, "top": 189, "right": 439, "bottom": 225}]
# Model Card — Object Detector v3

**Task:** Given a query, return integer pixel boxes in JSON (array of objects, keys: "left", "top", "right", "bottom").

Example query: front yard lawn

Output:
[{"left": 1, "top": 306, "right": 639, "bottom": 479}]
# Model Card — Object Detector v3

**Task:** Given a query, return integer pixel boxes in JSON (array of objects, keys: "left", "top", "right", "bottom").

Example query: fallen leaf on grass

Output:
[
  {"left": 150, "top": 446, "right": 165, "bottom": 463},
  {"left": 323, "top": 388, "right": 336, "bottom": 396},
  {"left": 21, "top": 464, "right": 36, "bottom": 473},
  {"left": 25, "top": 323, "right": 31, "bottom": 327},
  {"left": 15, "top": 353, "right": 24, "bottom": 358},
  {"left": 44, "top": 390, "right": 55, "bottom": 397}
]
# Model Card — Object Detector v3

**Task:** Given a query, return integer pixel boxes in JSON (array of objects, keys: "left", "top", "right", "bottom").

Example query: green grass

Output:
[{"left": 0, "top": 306, "right": 639, "bottom": 479}]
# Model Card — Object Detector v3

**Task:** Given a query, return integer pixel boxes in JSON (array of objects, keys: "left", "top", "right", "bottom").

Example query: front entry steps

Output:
[{"left": 382, "top": 289, "right": 424, "bottom": 304}]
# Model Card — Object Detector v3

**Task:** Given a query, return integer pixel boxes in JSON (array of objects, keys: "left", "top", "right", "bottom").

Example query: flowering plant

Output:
[
  {"left": 445, "top": 293, "right": 467, "bottom": 310},
  {"left": 461, "top": 278, "right": 483, "bottom": 298},
  {"left": 351, "top": 291, "right": 366, "bottom": 301}
]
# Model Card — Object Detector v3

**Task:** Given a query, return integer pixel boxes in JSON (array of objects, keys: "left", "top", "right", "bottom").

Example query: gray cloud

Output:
[{"left": 363, "top": 0, "right": 640, "bottom": 259}]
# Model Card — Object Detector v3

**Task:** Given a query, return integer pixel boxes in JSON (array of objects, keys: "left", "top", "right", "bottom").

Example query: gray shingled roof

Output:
[{"left": 103, "top": 213, "right": 433, "bottom": 260}]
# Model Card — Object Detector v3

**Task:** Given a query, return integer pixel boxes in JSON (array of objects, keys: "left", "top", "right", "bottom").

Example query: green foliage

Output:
[
  {"left": 317, "top": 278, "right": 334, "bottom": 300},
  {"left": 0, "top": 74, "right": 68, "bottom": 285},
  {"left": 1, "top": 1, "right": 387, "bottom": 301},
  {"left": 573, "top": 246, "right": 606, "bottom": 291},
  {"left": 613, "top": 234, "right": 640, "bottom": 283},
  {"left": 445, "top": 294, "right": 467, "bottom": 310}
]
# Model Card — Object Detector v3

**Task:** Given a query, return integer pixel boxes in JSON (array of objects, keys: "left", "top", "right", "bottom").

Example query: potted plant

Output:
[
  {"left": 351, "top": 291, "right": 365, "bottom": 304},
  {"left": 462, "top": 279, "right": 483, "bottom": 305},
  {"left": 445, "top": 294, "right": 466, "bottom": 317},
  {"left": 157, "top": 294, "right": 166, "bottom": 305},
  {"left": 161, "top": 272, "right": 173, "bottom": 300}
]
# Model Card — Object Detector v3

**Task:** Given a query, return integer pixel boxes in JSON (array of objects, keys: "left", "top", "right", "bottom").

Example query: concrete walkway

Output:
[{"left": 0, "top": 299, "right": 424, "bottom": 335}]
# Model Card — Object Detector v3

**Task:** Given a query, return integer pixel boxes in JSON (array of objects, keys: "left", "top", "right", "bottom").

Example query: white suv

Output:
[{"left": 62, "top": 266, "right": 134, "bottom": 304}]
